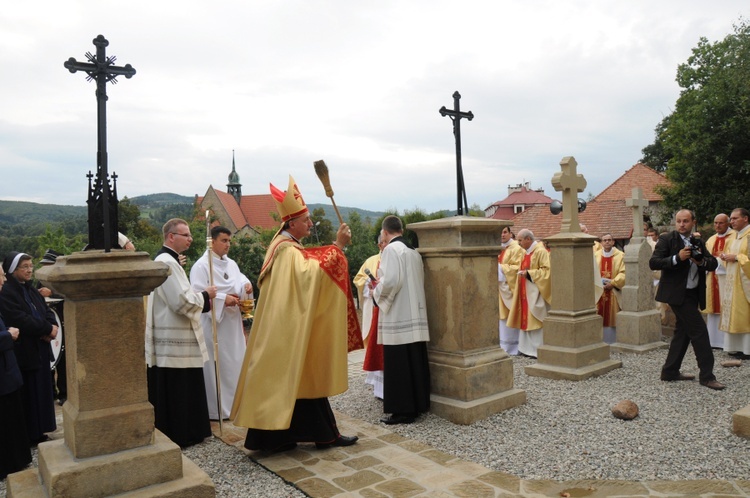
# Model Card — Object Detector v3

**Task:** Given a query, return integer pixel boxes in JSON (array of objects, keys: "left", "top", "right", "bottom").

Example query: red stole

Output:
[
  {"left": 597, "top": 255, "right": 614, "bottom": 326},
  {"left": 518, "top": 252, "right": 532, "bottom": 330},
  {"left": 710, "top": 235, "right": 727, "bottom": 312},
  {"left": 363, "top": 261, "right": 384, "bottom": 371}
]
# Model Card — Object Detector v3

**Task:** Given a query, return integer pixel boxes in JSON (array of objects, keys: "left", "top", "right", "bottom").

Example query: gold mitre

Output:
[{"left": 270, "top": 175, "right": 309, "bottom": 222}]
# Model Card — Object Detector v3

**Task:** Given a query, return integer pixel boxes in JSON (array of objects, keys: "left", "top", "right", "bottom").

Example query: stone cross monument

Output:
[
  {"left": 612, "top": 187, "right": 665, "bottom": 353},
  {"left": 626, "top": 187, "right": 648, "bottom": 238},
  {"left": 550, "top": 156, "right": 587, "bottom": 233},
  {"left": 525, "top": 156, "right": 622, "bottom": 380}
]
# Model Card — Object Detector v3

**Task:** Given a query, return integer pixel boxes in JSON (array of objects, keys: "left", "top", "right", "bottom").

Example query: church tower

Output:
[{"left": 227, "top": 150, "right": 242, "bottom": 205}]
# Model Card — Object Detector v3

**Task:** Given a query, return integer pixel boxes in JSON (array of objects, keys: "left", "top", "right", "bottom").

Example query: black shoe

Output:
[
  {"left": 315, "top": 435, "right": 358, "bottom": 449},
  {"left": 57, "top": 397, "right": 66, "bottom": 406},
  {"left": 380, "top": 414, "right": 416, "bottom": 425},
  {"left": 728, "top": 352, "right": 750, "bottom": 359},
  {"left": 267, "top": 442, "right": 297, "bottom": 453},
  {"left": 660, "top": 373, "right": 695, "bottom": 381}
]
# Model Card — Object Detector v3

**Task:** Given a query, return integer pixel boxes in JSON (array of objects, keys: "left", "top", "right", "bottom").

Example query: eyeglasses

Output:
[
  {"left": 17, "top": 265, "right": 34, "bottom": 271},
  {"left": 171, "top": 232, "right": 193, "bottom": 239}
]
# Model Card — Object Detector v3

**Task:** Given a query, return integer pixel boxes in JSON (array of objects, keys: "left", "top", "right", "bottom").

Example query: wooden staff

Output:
[
  {"left": 205, "top": 210, "right": 222, "bottom": 435},
  {"left": 314, "top": 160, "right": 345, "bottom": 225}
]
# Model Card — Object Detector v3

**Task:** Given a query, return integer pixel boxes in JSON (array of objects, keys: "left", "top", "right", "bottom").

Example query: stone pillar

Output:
[
  {"left": 525, "top": 233, "right": 622, "bottom": 380},
  {"left": 408, "top": 217, "right": 525, "bottom": 425},
  {"left": 8, "top": 251, "right": 215, "bottom": 498},
  {"left": 612, "top": 237, "right": 666, "bottom": 353}
]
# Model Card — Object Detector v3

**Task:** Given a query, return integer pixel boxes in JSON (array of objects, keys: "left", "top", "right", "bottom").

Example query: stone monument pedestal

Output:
[
  {"left": 612, "top": 189, "right": 666, "bottom": 354},
  {"left": 612, "top": 238, "right": 666, "bottom": 353},
  {"left": 525, "top": 233, "right": 622, "bottom": 380},
  {"left": 409, "top": 217, "right": 525, "bottom": 425},
  {"left": 7, "top": 251, "right": 214, "bottom": 498}
]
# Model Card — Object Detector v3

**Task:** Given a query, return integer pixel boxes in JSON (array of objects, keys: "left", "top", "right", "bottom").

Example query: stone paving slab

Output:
[{"left": 207, "top": 350, "right": 750, "bottom": 497}]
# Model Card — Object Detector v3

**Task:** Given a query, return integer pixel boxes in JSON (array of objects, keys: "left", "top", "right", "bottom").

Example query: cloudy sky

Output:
[{"left": 1, "top": 1, "right": 746, "bottom": 214}]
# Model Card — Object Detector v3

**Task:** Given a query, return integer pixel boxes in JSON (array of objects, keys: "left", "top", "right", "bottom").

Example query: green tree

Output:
[
  {"left": 344, "top": 211, "right": 378, "bottom": 285},
  {"left": 641, "top": 20, "right": 750, "bottom": 222},
  {"left": 310, "top": 207, "right": 334, "bottom": 245},
  {"left": 36, "top": 225, "right": 86, "bottom": 258}
]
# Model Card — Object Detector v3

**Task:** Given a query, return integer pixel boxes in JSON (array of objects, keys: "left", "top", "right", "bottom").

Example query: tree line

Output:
[{"left": 641, "top": 19, "right": 750, "bottom": 224}]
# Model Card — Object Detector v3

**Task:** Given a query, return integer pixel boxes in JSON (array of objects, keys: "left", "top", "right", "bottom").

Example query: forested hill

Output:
[
  {"left": 0, "top": 200, "right": 87, "bottom": 226},
  {"left": 0, "top": 197, "right": 387, "bottom": 238}
]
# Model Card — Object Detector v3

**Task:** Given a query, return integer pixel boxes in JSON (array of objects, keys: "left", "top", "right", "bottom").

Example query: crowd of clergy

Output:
[
  {"left": 496, "top": 209, "right": 750, "bottom": 366},
  {"left": 5, "top": 203, "right": 750, "bottom": 476}
]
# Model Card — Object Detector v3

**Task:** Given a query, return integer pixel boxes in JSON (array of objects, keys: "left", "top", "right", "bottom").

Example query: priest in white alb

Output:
[
  {"left": 719, "top": 208, "right": 750, "bottom": 358},
  {"left": 595, "top": 233, "right": 625, "bottom": 344},
  {"left": 498, "top": 226, "right": 525, "bottom": 355},
  {"left": 703, "top": 213, "right": 731, "bottom": 349},
  {"left": 506, "top": 229, "right": 551, "bottom": 358},
  {"left": 190, "top": 225, "right": 252, "bottom": 420}
]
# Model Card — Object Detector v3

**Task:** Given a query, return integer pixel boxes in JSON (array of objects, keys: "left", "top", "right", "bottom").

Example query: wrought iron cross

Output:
[
  {"left": 439, "top": 91, "right": 473, "bottom": 216},
  {"left": 65, "top": 35, "right": 136, "bottom": 252},
  {"left": 551, "top": 156, "right": 587, "bottom": 233},
  {"left": 625, "top": 187, "right": 649, "bottom": 238}
]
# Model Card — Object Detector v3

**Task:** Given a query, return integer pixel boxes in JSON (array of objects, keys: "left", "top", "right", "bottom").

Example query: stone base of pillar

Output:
[
  {"left": 525, "top": 312, "right": 622, "bottom": 381},
  {"left": 427, "top": 349, "right": 526, "bottom": 424},
  {"left": 733, "top": 405, "right": 750, "bottom": 438},
  {"left": 610, "top": 309, "right": 666, "bottom": 354},
  {"left": 430, "top": 390, "right": 527, "bottom": 425},
  {"left": 7, "top": 431, "right": 214, "bottom": 498},
  {"left": 524, "top": 351, "right": 622, "bottom": 381}
]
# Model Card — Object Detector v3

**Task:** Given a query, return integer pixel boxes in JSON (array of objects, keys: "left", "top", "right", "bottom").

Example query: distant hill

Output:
[
  {"left": 0, "top": 196, "right": 387, "bottom": 233},
  {"left": 0, "top": 200, "right": 87, "bottom": 226},
  {"left": 128, "top": 193, "right": 195, "bottom": 208}
]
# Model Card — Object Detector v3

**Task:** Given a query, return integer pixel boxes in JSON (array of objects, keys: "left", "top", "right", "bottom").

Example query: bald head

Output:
[{"left": 714, "top": 213, "right": 729, "bottom": 235}]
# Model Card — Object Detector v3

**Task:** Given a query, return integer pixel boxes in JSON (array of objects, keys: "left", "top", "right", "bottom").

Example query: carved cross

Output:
[
  {"left": 625, "top": 187, "right": 648, "bottom": 238},
  {"left": 551, "top": 156, "right": 587, "bottom": 233},
  {"left": 65, "top": 35, "right": 136, "bottom": 252},
  {"left": 439, "top": 91, "right": 474, "bottom": 216}
]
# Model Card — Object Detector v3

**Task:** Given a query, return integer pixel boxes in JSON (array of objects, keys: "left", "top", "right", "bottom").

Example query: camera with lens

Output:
[{"left": 688, "top": 236, "right": 704, "bottom": 261}]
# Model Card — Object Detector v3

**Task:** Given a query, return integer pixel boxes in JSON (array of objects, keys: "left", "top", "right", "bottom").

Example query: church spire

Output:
[{"left": 227, "top": 149, "right": 242, "bottom": 205}]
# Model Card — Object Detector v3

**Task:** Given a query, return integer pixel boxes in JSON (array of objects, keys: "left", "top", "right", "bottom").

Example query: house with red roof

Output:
[
  {"left": 484, "top": 182, "right": 553, "bottom": 220},
  {"left": 501, "top": 163, "right": 671, "bottom": 244},
  {"left": 195, "top": 154, "right": 279, "bottom": 236}
]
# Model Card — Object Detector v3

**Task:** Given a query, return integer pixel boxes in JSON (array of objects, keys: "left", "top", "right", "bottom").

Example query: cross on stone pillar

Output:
[
  {"left": 625, "top": 187, "right": 648, "bottom": 238},
  {"left": 65, "top": 35, "right": 136, "bottom": 252},
  {"left": 551, "top": 156, "right": 587, "bottom": 233},
  {"left": 439, "top": 91, "right": 474, "bottom": 216}
]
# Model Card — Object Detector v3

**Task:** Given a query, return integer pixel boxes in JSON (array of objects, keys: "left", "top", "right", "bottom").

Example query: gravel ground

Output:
[
  {"left": 3, "top": 347, "right": 750, "bottom": 497},
  {"left": 331, "top": 348, "right": 750, "bottom": 482}
]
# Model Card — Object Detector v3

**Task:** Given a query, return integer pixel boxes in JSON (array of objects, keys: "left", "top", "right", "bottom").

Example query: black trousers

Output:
[
  {"left": 662, "top": 288, "right": 716, "bottom": 383},
  {"left": 383, "top": 342, "right": 430, "bottom": 416},
  {"left": 244, "top": 398, "right": 339, "bottom": 451}
]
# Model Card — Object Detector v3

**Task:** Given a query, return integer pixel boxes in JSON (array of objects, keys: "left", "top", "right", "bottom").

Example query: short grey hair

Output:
[{"left": 517, "top": 229, "right": 534, "bottom": 241}]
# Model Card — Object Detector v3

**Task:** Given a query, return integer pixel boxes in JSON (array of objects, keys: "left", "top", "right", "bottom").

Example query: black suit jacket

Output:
[{"left": 649, "top": 230, "right": 718, "bottom": 308}]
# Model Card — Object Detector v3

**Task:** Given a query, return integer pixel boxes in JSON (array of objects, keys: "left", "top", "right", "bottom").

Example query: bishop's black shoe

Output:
[{"left": 315, "top": 435, "right": 358, "bottom": 449}]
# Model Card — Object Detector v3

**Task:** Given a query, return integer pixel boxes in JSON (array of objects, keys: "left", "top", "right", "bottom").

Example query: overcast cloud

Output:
[{"left": 0, "top": 1, "right": 746, "bottom": 213}]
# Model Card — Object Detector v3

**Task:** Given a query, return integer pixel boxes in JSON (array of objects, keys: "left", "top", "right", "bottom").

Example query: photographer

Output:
[{"left": 650, "top": 209, "right": 724, "bottom": 390}]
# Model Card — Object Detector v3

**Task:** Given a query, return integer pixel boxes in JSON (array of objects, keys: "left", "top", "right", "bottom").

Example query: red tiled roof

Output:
[
  {"left": 199, "top": 186, "right": 279, "bottom": 233},
  {"left": 594, "top": 163, "right": 670, "bottom": 202},
  {"left": 509, "top": 200, "right": 634, "bottom": 241},
  {"left": 239, "top": 194, "right": 278, "bottom": 230},
  {"left": 489, "top": 206, "right": 517, "bottom": 220},
  {"left": 213, "top": 188, "right": 248, "bottom": 230},
  {"left": 490, "top": 187, "right": 553, "bottom": 207}
]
